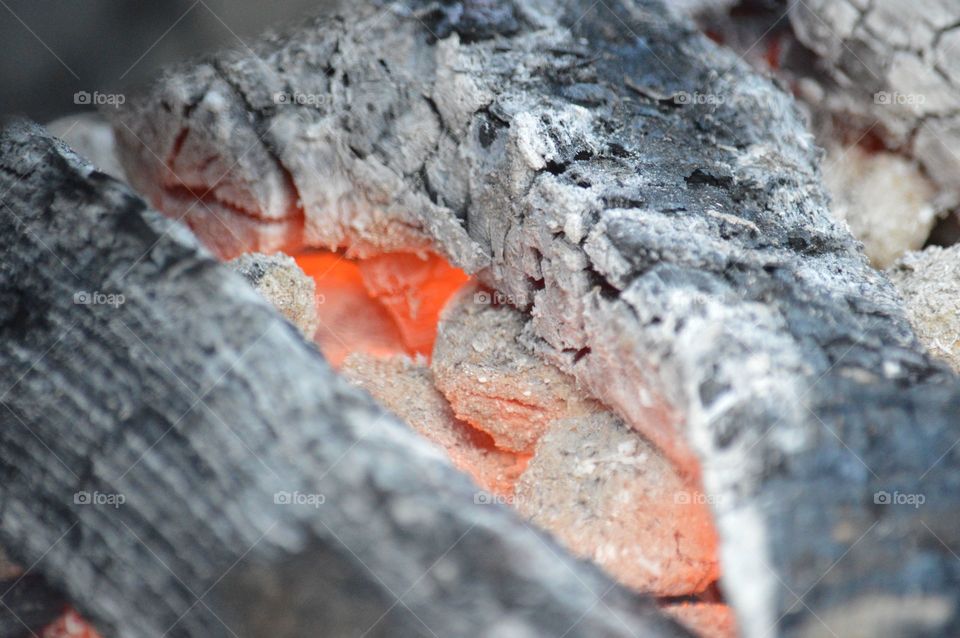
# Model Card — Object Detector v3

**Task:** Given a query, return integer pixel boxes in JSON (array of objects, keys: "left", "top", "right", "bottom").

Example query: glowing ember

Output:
[
  {"left": 342, "top": 353, "right": 528, "bottom": 495},
  {"left": 294, "top": 251, "right": 468, "bottom": 365},
  {"left": 515, "top": 412, "right": 720, "bottom": 596},
  {"left": 295, "top": 251, "right": 407, "bottom": 366},
  {"left": 432, "top": 283, "right": 595, "bottom": 454},
  {"left": 663, "top": 601, "right": 738, "bottom": 638},
  {"left": 357, "top": 252, "right": 470, "bottom": 355}
]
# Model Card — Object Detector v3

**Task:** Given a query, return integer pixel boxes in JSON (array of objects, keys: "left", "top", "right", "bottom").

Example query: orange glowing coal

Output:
[{"left": 294, "top": 250, "right": 469, "bottom": 367}]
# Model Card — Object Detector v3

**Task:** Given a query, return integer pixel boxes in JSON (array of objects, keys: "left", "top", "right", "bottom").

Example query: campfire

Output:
[{"left": 4, "top": 1, "right": 960, "bottom": 638}]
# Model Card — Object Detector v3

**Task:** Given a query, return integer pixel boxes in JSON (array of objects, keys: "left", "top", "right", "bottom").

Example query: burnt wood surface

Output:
[
  {"left": 0, "top": 574, "right": 65, "bottom": 637},
  {"left": 0, "top": 119, "right": 687, "bottom": 638},
  {"left": 113, "top": 1, "right": 960, "bottom": 636}
]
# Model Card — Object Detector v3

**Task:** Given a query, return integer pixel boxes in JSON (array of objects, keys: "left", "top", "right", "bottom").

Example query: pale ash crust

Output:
[
  {"left": 888, "top": 244, "right": 960, "bottom": 373},
  {"left": 113, "top": 1, "right": 960, "bottom": 636},
  {"left": 227, "top": 252, "right": 319, "bottom": 336},
  {"left": 789, "top": 0, "right": 960, "bottom": 209},
  {"left": 432, "top": 283, "right": 594, "bottom": 453}
]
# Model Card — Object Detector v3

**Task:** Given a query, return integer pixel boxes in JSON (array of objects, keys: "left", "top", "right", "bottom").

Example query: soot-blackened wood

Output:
[
  {"left": 0, "top": 575, "right": 65, "bottom": 637},
  {"left": 0, "top": 120, "right": 687, "bottom": 638},
  {"left": 113, "top": 1, "right": 960, "bottom": 636}
]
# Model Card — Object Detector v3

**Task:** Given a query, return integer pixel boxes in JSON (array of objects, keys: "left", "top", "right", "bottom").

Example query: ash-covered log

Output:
[
  {"left": 112, "top": 1, "right": 960, "bottom": 636},
  {"left": 0, "top": 119, "right": 688, "bottom": 638}
]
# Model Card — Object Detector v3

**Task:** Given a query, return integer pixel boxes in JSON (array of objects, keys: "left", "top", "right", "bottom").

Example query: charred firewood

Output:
[
  {"left": 0, "top": 573, "right": 66, "bottom": 637},
  {"left": 111, "top": 1, "right": 960, "bottom": 635},
  {"left": 0, "top": 119, "right": 689, "bottom": 638},
  {"left": 693, "top": 0, "right": 947, "bottom": 267}
]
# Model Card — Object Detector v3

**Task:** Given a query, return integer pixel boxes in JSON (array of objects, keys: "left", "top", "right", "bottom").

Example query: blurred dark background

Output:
[{"left": 0, "top": 0, "right": 330, "bottom": 122}]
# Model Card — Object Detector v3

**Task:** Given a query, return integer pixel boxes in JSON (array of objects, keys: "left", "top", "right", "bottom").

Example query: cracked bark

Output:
[
  {"left": 112, "top": 0, "right": 960, "bottom": 636},
  {"left": 0, "top": 119, "right": 686, "bottom": 638}
]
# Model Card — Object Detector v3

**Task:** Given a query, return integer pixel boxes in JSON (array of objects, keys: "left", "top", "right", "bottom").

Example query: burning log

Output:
[
  {"left": 0, "top": 119, "right": 690, "bottom": 637},
  {"left": 700, "top": 0, "right": 946, "bottom": 268},
  {"left": 111, "top": 1, "right": 960, "bottom": 635}
]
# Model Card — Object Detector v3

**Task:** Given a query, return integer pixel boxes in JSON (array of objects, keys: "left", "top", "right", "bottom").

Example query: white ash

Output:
[
  {"left": 432, "top": 283, "right": 593, "bottom": 453},
  {"left": 515, "top": 411, "right": 719, "bottom": 596},
  {"left": 227, "top": 252, "right": 318, "bottom": 337},
  {"left": 789, "top": 0, "right": 960, "bottom": 210},
  {"left": 823, "top": 144, "right": 938, "bottom": 268},
  {"left": 888, "top": 245, "right": 960, "bottom": 373}
]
